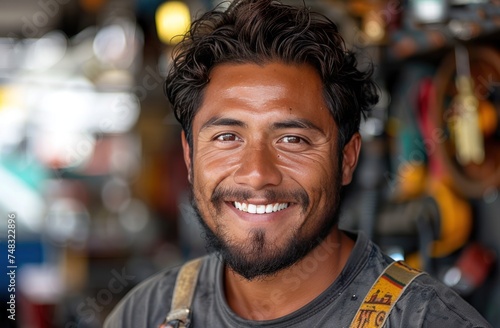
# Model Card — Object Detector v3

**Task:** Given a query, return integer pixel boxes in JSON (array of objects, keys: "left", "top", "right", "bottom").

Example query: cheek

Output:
[
  {"left": 193, "top": 147, "right": 241, "bottom": 185},
  {"left": 277, "top": 151, "right": 337, "bottom": 184},
  {"left": 278, "top": 152, "right": 340, "bottom": 211}
]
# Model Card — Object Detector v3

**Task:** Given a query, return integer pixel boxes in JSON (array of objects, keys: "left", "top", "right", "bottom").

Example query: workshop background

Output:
[{"left": 0, "top": 0, "right": 499, "bottom": 327}]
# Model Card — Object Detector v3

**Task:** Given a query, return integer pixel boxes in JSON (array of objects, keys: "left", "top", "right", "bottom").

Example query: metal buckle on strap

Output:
[{"left": 166, "top": 308, "right": 190, "bottom": 324}]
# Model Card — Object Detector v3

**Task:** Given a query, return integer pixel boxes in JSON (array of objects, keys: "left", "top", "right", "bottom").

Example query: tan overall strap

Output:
[
  {"left": 164, "top": 258, "right": 203, "bottom": 328},
  {"left": 349, "top": 261, "right": 425, "bottom": 328}
]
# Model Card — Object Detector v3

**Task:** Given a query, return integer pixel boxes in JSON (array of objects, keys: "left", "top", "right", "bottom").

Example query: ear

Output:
[
  {"left": 181, "top": 131, "right": 193, "bottom": 184},
  {"left": 341, "top": 132, "right": 361, "bottom": 186}
]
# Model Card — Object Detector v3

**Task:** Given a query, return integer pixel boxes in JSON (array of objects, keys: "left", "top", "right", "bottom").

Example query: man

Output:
[{"left": 105, "top": 0, "right": 492, "bottom": 327}]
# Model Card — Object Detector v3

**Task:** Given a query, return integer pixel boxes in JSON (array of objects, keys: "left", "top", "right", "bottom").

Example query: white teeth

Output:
[
  {"left": 248, "top": 204, "right": 257, "bottom": 214},
  {"left": 233, "top": 202, "right": 289, "bottom": 214}
]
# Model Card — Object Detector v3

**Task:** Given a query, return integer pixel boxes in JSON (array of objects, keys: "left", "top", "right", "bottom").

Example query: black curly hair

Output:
[{"left": 165, "top": 0, "right": 378, "bottom": 149}]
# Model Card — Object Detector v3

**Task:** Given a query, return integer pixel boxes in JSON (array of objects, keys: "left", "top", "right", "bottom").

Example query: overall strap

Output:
[
  {"left": 162, "top": 258, "right": 203, "bottom": 328},
  {"left": 349, "top": 261, "right": 425, "bottom": 328}
]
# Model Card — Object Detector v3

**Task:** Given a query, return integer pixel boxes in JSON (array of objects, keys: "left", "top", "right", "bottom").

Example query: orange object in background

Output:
[{"left": 80, "top": 0, "right": 107, "bottom": 13}]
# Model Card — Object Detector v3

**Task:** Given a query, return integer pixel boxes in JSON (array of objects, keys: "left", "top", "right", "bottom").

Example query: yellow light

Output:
[
  {"left": 364, "top": 19, "right": 384, "bottom": 42},
  {"left": 156, "top": 1, "right": 191, "bottom": 45},
  {"left": 0, "top": 86, "right": 22, "bottom": 112}
]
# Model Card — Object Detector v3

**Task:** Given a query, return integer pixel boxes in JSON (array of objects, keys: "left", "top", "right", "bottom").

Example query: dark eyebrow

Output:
[
  {"left": 200, "top": 116, "right": 248, "bottom": 131},
  {"left": 271, "top": 118, "right": 324, "bottom": 133},
  {"left": 200, "top": 117, "right": 324, "bottom": 134}
]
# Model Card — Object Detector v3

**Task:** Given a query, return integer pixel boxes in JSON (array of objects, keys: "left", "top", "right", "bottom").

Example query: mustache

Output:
[{"left": 210, "top": 186, "right": 310, "bottom": 212}]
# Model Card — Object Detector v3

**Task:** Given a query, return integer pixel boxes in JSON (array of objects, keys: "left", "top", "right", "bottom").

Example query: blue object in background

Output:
[{"left": 0, "top": 240, "right": 45, "bottom": 297}]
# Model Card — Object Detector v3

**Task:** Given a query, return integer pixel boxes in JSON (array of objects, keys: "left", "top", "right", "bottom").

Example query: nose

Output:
[{"left": 233, "top": 143, "right": 282, "bottom": 190}]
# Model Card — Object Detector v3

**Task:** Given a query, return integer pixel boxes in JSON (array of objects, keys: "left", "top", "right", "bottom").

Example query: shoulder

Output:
[
  {"left": 349, "top": 234, "right": 491, "bottom": 327},
  {"left": 103, "top": 264, "right": 181, "bottom": 328},
  {"left": 104, "top": 254, "right": 216, "bottom": 328},
  {"left": 388, "top": 273, "right": 492, "bottom": 328}
]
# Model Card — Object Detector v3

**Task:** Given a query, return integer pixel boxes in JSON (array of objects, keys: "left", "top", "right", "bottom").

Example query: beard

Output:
[{"left": 189, "top": 161, "right": 343, "bottom": 281}]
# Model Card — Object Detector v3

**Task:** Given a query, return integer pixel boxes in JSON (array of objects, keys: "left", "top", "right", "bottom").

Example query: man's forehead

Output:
[
  {"left": 188, "top": 61, "right": 332, "bottom": 131},
  {"left": 200, "top": 62, "right": 323, "bottom": 104},
  {"left": 207, "top": 61, "right": 321, "bottom": 84}
]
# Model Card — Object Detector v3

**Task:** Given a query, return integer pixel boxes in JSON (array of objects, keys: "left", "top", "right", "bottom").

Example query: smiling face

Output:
[{"left": 182, "top": 62, "right": 360, "bottom": 279}]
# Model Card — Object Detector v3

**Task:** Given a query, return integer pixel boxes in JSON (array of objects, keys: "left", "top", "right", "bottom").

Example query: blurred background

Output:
[{"left": 0, "top": 0, "right": 499, "bottom": 327}]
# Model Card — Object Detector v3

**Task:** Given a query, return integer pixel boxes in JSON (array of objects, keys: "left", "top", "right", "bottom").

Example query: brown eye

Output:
[
  {"left": 215, "top": 133, "right": 241, "bottom": 142},
  {"left": 280, "top": 136, "right": 302, "bottom": 143}
]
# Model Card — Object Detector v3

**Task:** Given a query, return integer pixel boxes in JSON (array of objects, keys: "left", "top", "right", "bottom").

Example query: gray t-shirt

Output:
[{"left": 104, "top": 232, "right": 492, "bottom": 327}]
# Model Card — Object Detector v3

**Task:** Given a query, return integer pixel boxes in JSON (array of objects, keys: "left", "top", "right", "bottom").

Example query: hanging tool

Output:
[{"left": 450, "top": 44, "right": 485, "bottom": 165}]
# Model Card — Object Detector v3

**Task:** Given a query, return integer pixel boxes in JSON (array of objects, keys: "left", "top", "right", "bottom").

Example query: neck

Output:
[{"left": 223, "top": 228, "right": 354, "bottom": 320}]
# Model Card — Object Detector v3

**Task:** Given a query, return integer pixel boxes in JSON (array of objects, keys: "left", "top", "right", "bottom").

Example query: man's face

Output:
[{"left": 182, "top": 62, "right": 360, "bottom": 279}]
